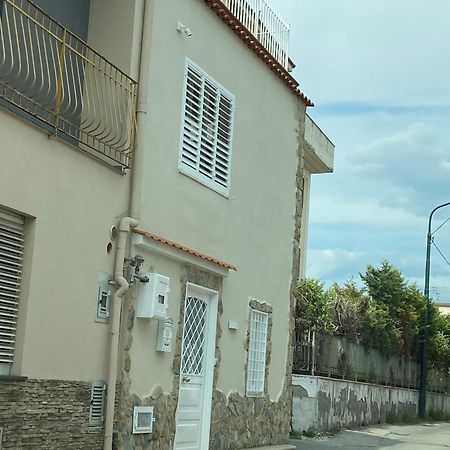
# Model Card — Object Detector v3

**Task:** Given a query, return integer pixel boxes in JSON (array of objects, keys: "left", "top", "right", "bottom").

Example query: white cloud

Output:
[
  {"left": 310, "top": 193, "right": 424, "bottom": 229},
  {"left": 408, "top": 275, "right": 450, "bottom": 302},
  {"left": 441, "top": 161, "right": 450, "bottom": 172},
  {"left": 307, "top": 248, "right": 366, "bottom": 280},
  {"left": 271, "top": 0, "right": 450, "bottom": 106},
  {"left": 266, "top": 0, "right": 450, "bottom": 298}
]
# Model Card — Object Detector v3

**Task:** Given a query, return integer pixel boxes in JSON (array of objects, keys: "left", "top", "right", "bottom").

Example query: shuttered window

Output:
[
  {"left": 89, "top": 380, "right": 106, "bottom": 425},
  {"left": 246, "top": 309, "right": 268, "bottom": 396},
  {"left": 179, "top": 60, "right": 235, "bottom": 196},
  {"left": 0, "top": 209, "right": 24, "bottom": 374}
]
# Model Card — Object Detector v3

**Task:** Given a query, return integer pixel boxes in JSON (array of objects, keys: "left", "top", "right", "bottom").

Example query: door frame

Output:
[{"left": 175, "top": 282, "right": 218, "bottom": 449}]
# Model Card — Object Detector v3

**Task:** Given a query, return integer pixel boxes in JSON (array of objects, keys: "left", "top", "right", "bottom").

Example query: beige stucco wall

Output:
[
  {"left": 127, "top": 0, "right": 302, "bottom": 401},
  {"left": 0, "top": 0, "right": 308, "bottom": 402},
  {"left": 87, "top": 0, "right": 141, "bottom": 80},
  {"left": 300, "top": 171, "right": 311, "bottom": 278},
  {"left": 0, "top": 108, "right": 130, "bottom": 381},
  {"left": 127, "top": 252, "right": 188, "bottom": 397}
]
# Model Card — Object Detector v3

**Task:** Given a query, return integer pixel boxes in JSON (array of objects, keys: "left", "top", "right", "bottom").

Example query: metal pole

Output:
[
  {"left": 418, "top": 201, "right": 450, "bottom": 417},
  {"left": 311, "top": 329, "right": 316, "bottom": 376}
]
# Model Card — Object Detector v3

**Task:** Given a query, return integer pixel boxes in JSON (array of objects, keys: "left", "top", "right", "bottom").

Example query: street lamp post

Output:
[{"left": 418, "top": 201, "right": 450, "bottom": 418}]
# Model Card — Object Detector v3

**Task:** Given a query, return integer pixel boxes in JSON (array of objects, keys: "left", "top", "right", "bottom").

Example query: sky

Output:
[{"left": 270, "top": 0, "right": 450, "bottom": 302}]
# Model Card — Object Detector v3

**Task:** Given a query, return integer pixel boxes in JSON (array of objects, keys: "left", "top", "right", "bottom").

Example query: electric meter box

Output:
[
  {"left": 136, "top": 273, "right": 169, "bottom": 319},
  {"left": 156, "top": 318, "right": 173, "bottom": 352}
]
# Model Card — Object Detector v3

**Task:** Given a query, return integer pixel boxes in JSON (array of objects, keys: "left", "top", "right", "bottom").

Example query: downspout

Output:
[
  {"left": 104, "top": 217, "right": 138, "bottom": 450},
  {"left": 103, "top": 1, "right": 152, "bottom": 448}
]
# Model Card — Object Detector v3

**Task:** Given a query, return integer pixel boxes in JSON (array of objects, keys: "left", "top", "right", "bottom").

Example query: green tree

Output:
[
  {"left": 360, "top": 261, "right": 426, "bottom": 355},
  {"left": 296, "top": 278, "right": 333, "bottom": 332},
  {"left": 428, "top": 305, "right": 450, "bottom": 367},
  {"left": 295, "top": 263, "right": 449, "bottom": 367},
  {"left": 329, "top": 279, "right": 365, "bottom": 340}
]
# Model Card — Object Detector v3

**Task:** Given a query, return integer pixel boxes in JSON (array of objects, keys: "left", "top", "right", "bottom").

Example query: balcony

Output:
[
  {"left": 220, "top": 0, "right": 289, "bottom": 69},
  {"left": 0, "top": 0, "right": 137, "bottom": 169},
  {"left": 304, "top": 114, "right": 334, "bottom": 174}
]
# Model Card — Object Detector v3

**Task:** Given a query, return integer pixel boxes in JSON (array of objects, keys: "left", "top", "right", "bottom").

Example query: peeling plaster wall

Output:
[{"left": 292, "top": 375, "right": 450, "bottom": 432}]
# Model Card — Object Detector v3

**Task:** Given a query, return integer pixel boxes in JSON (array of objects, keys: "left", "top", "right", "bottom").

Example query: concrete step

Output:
[{"left": 241, "top": 445, "right": 296, "bottom": 450}]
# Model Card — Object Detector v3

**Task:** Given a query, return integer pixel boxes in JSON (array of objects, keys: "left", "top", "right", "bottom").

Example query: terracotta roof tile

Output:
[
  {"left": 203, "top": 0, "right": 314, "bottom": 107},
  {"left": 134, "top": 229, "right": 237, "bottom": 271}
]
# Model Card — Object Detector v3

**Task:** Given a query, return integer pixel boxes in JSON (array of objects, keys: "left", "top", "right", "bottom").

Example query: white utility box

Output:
[
  {"left": 156, "top": 318, "right": 173, "bottom": 352},
  {"left": 136, "top": 273, "right": 169, "bottom": 319}
]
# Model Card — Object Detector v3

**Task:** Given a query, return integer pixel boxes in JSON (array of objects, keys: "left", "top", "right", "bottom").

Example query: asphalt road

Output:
[{"left": 290, "top": 422, "right": 450, "bottom": 449}]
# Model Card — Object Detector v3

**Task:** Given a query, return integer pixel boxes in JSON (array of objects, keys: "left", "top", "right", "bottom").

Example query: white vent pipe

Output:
[{"left": 103, "top": 0, "right": 152, "bottom": 448}]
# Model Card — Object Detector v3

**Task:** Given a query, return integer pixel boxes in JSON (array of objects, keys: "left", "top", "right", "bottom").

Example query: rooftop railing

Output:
[
  {"left": 221, "top": 0, "right": 289, "bottom": 69},
  {"left": 0, "top": 0, "right": 137, "bottom": 168}
]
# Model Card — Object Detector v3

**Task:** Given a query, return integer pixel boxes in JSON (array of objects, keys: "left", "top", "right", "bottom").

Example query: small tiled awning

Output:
[{"left": 133, "top": 229, "right": 237, "bottom": 271}]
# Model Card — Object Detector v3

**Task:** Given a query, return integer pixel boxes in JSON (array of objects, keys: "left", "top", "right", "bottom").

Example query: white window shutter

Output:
[
  {"left": 246, "top": 309, "right": 269, "bottom": 396},
  {"left": 215, "top": 92, "right": 234, "bottom": 187},
  {"left": 180, "top": 60, "right": 235, "bottom": 196},
  {"left": 89, "top": 380, "right": 106, "bottom": 425},
  {"left": 0, "top": 209, "right": 24, "bottom": 373}
]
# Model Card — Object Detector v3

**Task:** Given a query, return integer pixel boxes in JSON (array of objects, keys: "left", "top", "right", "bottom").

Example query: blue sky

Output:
[{"left": 271, "top": 0, "right": 450, "bottom": 302}]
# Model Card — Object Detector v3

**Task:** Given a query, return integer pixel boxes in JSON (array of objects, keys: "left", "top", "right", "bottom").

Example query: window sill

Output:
[
  {"left": 178, "top": 166, "right": 230, "bottom": 198},
  {"left": 0, "top": 375, "right": 29, "bottom": 382},
  {"left": 245, "top": 392, "right": 265, "bottom": 398}
]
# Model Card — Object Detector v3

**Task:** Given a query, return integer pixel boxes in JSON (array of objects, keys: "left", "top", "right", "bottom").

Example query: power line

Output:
[
  {"left": 432, "top": 241, "right": 450, "bottom": 270},
  {"left": 431, "top": 216, "right": 450, "bottom": 235}
]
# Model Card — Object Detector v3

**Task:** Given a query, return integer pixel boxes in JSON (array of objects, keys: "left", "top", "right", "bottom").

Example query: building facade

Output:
[
  {"left": 0, "top": 0, "right": 334, "bottom": 449},
  {"left": 436, "top": 303, "right": 450, "bottom": 316}
]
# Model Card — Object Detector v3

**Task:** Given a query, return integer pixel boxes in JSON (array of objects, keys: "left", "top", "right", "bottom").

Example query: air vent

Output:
[
  {"left": 89, "top": 380, "right": 106, "bottom": 426},
  {"left": 132, "top": 406, "right": 154, "bottom": 434}
]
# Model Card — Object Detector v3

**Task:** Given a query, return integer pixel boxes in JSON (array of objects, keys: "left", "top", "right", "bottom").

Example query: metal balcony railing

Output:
[
  {"left": 0, "top": 0, "right": 137, "bottom": 168},
  {"left": 220, "top": 0, "right": 289, "bottom": 69}
]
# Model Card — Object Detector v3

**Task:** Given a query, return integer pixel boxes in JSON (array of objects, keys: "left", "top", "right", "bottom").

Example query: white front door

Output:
[{"left": 174, "top": 283, "right": 218, "bottom": 450}]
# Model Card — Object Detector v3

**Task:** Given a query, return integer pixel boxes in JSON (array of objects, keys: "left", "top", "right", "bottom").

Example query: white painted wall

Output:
[
  {"left": 292, "top": 375, "right": 450, "bottom": 432},
  {"left": 299, "top": 172, "right": 311, "bottom": 278}
]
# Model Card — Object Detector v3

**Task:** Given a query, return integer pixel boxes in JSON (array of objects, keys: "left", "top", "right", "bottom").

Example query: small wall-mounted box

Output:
[
  {"left": 136, "top": 273, "right": 169, "bottom": 320},
  {"left": 133, "top": 406, "right": 154, "bottom": 434},
  {"left": 156, "top": 318, "right": 173, "bottom": 352}
]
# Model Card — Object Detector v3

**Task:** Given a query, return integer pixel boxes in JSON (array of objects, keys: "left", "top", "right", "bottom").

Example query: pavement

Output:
[{"left": 289, "top": 422, "right": 450, "bottom": 449}]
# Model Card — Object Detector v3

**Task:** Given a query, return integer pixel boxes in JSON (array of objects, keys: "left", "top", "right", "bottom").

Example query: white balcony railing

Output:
[{"left": 221, "top": 0, "right": 289, "bottom": 69}]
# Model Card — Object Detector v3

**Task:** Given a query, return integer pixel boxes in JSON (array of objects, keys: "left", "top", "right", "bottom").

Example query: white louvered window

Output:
[
  {"left": 246, "top": 309, "right": 269, "bottom": 396},
  {"left": 0, "top": 208, "right": 24, "bottom": 375},
  {"left": 179, "top": 60, "right": 235, "bottom": 196},
  {"left": 89, "top": 380, "right": 106, "bottom": 426}
]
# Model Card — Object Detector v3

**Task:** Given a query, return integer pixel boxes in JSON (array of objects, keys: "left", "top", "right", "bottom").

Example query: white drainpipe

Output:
[
  {"left": 103, "top": 216, "right": 138, "bottom": 449},
  {"left": 103, "top": 0, "right": 152, "bottom": 448}
]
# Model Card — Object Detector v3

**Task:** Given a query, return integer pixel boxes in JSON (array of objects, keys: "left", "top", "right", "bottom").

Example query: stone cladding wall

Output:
[{"left": 0, "top": 378, "right": 103, "bottom": 449}]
